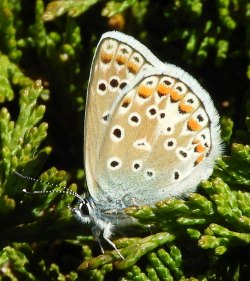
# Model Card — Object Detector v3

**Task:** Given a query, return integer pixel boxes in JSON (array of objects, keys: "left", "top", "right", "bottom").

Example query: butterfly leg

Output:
[
  {"left": 91, "top": 226, "right": 105, "bottom": 254},
  {"left": 102, "top": 224, "right": 124, "bottom": 259}
]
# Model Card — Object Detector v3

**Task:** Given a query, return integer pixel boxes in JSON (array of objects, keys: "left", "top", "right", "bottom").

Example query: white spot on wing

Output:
[
  {"left": 107, "top": 157, "right": 122, "bottom": 171},
  {"left": 108, "top": 76, "right": 120, "bottom": 92},
  {"left": 131, "top": 159, "right": 143, "bottom": 172},
  {"left": 144, "top": 169, "right": 155, "bottom": 180},
  {"left": 164, "top": 138, "right": 177, "bottom": 151},
  {"left": 133, "top": 138, "right": 152, "bottom": 152},
  {"left": 174, "top": 82, "right": 187, "bottom": 94},
  {"left": 101, "top": 111, "right": 110, "bottom": 124},
  {"left": 110, "top": 125, "right": 125, "bottom": 142},
  {"left": 176, "top": 147, "right": 190, "bottom": 161},
  {"left": 172, "top": 170, "right": 181, "bottom": 182},
  {"left": 128, "top": 112, "right": 141, "bottom": 127},
  {"left": 146, "top": 105, "right": 158, "bottom": 119},
  {"left": 97, "top": 80, "right": 107, "bottom": 96}
]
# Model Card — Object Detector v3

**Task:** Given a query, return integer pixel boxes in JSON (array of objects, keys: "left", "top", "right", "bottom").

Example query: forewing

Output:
[{"left": 85, "top": 31, "right": 163, "bottom": 200}]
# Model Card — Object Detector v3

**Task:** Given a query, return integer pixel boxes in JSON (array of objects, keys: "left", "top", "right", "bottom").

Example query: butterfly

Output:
[
  {"left": 21, "top": 31, "right": 222, "bottom": 259},
  {"left": 77, "top": 31, "right": 222, "bottom": 258}
]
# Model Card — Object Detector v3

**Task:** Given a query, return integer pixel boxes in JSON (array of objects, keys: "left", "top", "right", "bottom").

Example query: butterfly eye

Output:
[{"left": 80, "top": 202, "right": 90, "bottom": 216}]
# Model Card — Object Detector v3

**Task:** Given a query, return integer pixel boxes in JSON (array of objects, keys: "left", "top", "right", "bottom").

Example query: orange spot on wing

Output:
[
  {"left": 115, "top": 55, "right": 127, "bottom": 65},
  {"left": 170, "top": 89, "right": 182, "bottom": 102},
  {"left": 187, "top": 118, "right": 202, "bottom": 131},
  {"left": 157, "top": 85, "right": 182, "bottom": 101},
  {"left": 100, "top": 52, "right": 112, "bottom": 64},
  {"left": 127, "top": 61, "right": 140, "bottom": 74},
  {"left": 121, "top": 98, "right": 131, "bottom": 108},
  {"left": 157, "top": 83, "right": 170, "bottom": 96},
  {"left": 137, "top": 85, "right": 154, "bottom": 99},
  {"left": 179, "top": 101, "right": 194, "bottom": 113},
  {"left": 195, "top": 144, "right": 206, "bottom": 153},
  {"left": 194, "top": 155, "right": 205, "bottom": 166}
]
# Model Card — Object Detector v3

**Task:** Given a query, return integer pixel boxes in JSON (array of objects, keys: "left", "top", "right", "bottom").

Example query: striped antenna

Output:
[{"left": 14, "top": 170, "right": 85, "bottom": 203}]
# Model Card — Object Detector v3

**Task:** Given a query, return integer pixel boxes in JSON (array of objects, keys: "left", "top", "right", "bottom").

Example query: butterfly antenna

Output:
[{"left": 14, "top": 170, "right": 85, "bottom": 203}]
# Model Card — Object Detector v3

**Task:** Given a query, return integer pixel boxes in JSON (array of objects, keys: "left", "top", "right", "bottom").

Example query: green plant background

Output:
[{"left": 0, "top": 0, "right": 249, "bottom": 280}]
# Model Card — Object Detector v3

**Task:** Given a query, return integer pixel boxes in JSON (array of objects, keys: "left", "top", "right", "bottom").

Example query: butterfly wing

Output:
[
  {"left": 85, "top": 32, "right": 164, "bottom": 202},
  {"left": 95, "top": 65, "right": 222, "bottom": 208}
]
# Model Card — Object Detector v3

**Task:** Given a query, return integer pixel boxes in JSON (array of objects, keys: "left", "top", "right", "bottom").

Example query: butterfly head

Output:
[{"left": 15, "top": 170, "right": 124, "bottom": 259}]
